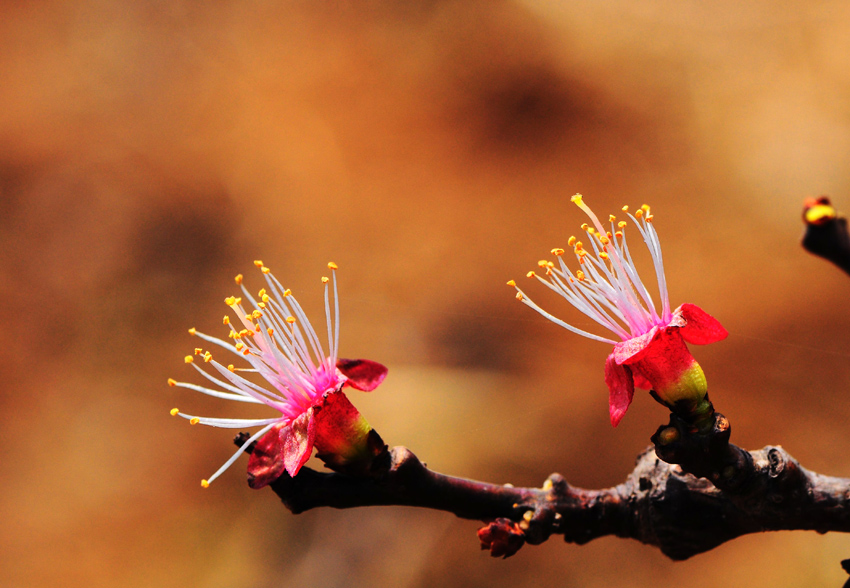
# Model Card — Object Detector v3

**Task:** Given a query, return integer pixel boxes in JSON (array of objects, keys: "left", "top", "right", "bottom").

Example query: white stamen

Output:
[
  {"left": 172, "top": 264, "right": 346, "bottom": 487},
  {"left": 525, "top": 197, "right": 672, "bottom": 343}
]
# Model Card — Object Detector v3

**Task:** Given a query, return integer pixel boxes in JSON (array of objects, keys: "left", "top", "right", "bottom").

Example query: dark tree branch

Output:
[
  {"left": 241, "top": 407, "right": 850, "bottom": 560},
  {"left": 802, "top": 196, "right": 850, "bottom": 276}
]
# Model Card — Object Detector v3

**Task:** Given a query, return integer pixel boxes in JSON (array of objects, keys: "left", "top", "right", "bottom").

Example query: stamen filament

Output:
[{"left": 526, "top": 196, "right": 672, "bottom": 343}]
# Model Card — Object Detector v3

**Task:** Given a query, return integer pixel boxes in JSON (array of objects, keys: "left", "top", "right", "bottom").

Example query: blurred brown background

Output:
[{"left": 3, "top": 1, "right": 850, "bottom": 587}]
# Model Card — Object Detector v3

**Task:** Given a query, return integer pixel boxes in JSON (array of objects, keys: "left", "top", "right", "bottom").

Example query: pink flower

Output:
[
  {"left": 169, "top": 261, "right": 387, "bottom": 488},
  {"left": 510, "top": 195, "right": 727, "bottom": 426}
]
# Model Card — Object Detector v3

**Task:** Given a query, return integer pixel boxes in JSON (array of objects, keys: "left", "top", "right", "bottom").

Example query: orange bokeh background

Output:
[{"left": 3, "top": 2, "right": 850, "bottom": 586}]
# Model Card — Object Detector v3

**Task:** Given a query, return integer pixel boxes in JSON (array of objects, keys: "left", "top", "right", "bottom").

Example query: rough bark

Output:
[{"left": 238, "top": 410, "right": 850, "bottom": 560}]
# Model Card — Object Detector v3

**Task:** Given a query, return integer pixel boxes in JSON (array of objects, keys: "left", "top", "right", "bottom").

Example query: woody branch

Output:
[{"left": 243, "top": 411, "right": 850, "bottom": 560}]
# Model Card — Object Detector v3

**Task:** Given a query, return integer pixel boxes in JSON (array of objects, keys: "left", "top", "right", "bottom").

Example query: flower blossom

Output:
[
  {"left": 169, "top": 261, "right": 387, "bottom": 488},
  {"left": 509, "top": 195, "right": 727, "bottom": 427}
]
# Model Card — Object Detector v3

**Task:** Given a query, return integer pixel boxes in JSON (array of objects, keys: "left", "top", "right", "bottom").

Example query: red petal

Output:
[
  {"left": 611, "top": 325, "right": 660, "bottom": 364},
  {"left": 627, "top": 329, "right": 700, "bottom": 397},
  {"left": 674, "top": 303, "right": 728, "bottom": 345},
  {"left": 281, "top": 409, "right": 317, "bottom": 477},
  {"left": 336, "top": 358, "right": 388, "bottom": 391},
  {"left": 631, "top": 370, "right": 653, "bottom": 390},
  {"left": 605, "top": 353, "right": 635, "bottom": 427},
  {"left": 313, "top": 391, "right": 386, "bottom": 474},
  {"left": 313, "top": 391, "right": 367, "bottom": 455},
  {"left": 246, "top": 423, "right": 287, "bottom": 489}
]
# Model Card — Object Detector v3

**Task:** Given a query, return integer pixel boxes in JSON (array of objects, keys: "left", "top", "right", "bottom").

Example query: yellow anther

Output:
[
  {"left": 641, "top": 204, "right": 650, "bottom": 212},
  {"left": 599, "top": 236, "right": 610, "bottom": 245},
  {"left": 170, "top": 408, "right": 179, "bottom": 416},
  {"left": 228, "top": 331, "right": 237, "bottom": 339},
  {"left": 234, "top": 273, "right": 243, "bottom": 285},
  {"left": 615, "top": 231, "right": 623, "bottom": 238},
  {"left": 251, "top": 310, "right": 263, "bottom": 319},
  {"left": 516, "top": 292, "right": 524, "bottom": 301},
  {"left": 201, "top": 479, "right": 210, "bottom": 488},
  {"left": 578, "top": 257, "right": 585, "bottom": 264},
  {"left": 618, "top": 221, "right": 627, "bottom": 228},
  {"left": 551, "top": 248, "right": 565, "bottom": 256},
  {"left": 194, "top": 347, "right": 203, "bottom": 355},
  {"left": 188, "top": 327, "right": 196, "bottom": 336},
  {"left": 283, "top": 289, "right": 291, "bottom": 297},
  {"left": 607, "top": 231, "right": 612, "bottom": 239},
  {"left": 261, "top": 266, "right": 271, "bottom": 274},
  {"left": 621, "top": 205, "right": 629, "bottom": 212},
  {"left": 190, "top": 417, "right": 200, "bottom": 425},
  {"left": 527, "top": 271, "right": 536, "bottom": 278},
  {"left": 239, "top": 329, "right": 249, "bottom": 337},
  {"left": 321, "top": 276, "right": 329, "bottom": 284},
  {"left": 258, "top": 288, "right": 266, "bottom": 298},
  {"left": 225, "top": 296, "right": 237, "bottom": 306},
  {"left": 227, "top": 364, "right": 235, "bottom": 372},
  {"left": 646, "top": 215, "right": 654, "bottom": 222},
  {"left": 262, "top": 294, "right": 270, "bottom": 303},
  {"left": 235, "top": 342, "right": 244, "bottom": 351},
  {"left": 537, "top": 260, "right": 548, "bottom": 268},
  {"left": 568, "top": 236, "right": 576, "bottom": 247},
  {"left": 599, "top": 252, "right": 609, "bottom": 260},
  {"left": 203, "top": 351, "right": 212, "bottom": 363},
  {"left": 547, "top": 261, "right": 554, "bottom": 268},
  {"left": 168, "top": 378, "right": 177, "bottom": 387},
  {"left": 635, "top": 209, "right": 643, "bottom": 219},
  {"left": 576, "top": 270, "right": 585, "bottom": 281},
  {"left": 609, "top": 214, "right": 616, "bottom": 222},
  {"left": 571, "top": 193, "right": 584, "bottom": 206},
  {"left": 580, "top": 222, "right": 589, "bottom": 231},
  {"left": 258, "top": 302, "right": 266, "bottom": 309},
  {"left": 328, "top": 261, "right": 338, "bottom": 270},
  {"left": 184, "top": 355, "right": 194, "bottom": 364},
  {"left": 267, "top": 327, "right": 274, "bottom": 336},
  {"left": 507, "top": 279, "right": 516, "bottom": 287},
  {"left": 286, "top": 316, "right": 296, "bottom": 324},
  {"left": 575, "top": 241, "right": 583, "bottom": 250},
  {"left": 254, "top": 260, "right": 264, "bottom": 268},
  {"left": 223, "top": 316, "right": 230, "bottom": 325}
]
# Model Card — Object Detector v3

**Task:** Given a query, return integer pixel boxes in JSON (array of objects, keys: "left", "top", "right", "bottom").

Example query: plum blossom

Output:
[
  {"left": 169, "top": 261, "right": 387, "bottom": 488},
  {"left": 510, "top": 195, "right": 727, "bottom": 426}
]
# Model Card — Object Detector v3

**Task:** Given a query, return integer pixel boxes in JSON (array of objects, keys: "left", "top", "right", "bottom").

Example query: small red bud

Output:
[{"left": 477, "top": 518, "right": 525, "bottom": 558}]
